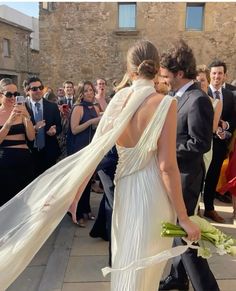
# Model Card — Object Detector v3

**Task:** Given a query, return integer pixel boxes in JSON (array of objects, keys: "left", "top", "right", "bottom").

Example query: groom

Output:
[{"left": 159, "top": 40, "right": 220, "bottom": 291}]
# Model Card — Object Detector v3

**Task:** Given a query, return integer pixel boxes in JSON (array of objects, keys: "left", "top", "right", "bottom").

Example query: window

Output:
[
  {"left": 118, "top": 3, "right": 136, "bottom": 29},
  {"left": 186, "top": 3, "right": 204, "bottom": 31},
  {"left": 3, "top": 38, "right": 10, "bottom": 57},
  {"left": 42, "top": 2, "right": 53, "bottom": 11}
]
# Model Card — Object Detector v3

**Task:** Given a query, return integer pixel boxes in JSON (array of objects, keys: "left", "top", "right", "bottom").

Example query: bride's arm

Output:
[{"left": 157, "top": 100, "right": 200, "bottom": 241}]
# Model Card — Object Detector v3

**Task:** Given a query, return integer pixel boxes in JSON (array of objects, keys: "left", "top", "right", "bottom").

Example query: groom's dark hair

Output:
[{"left": 160, "top": 39, "right": 197, "bottom": 79}]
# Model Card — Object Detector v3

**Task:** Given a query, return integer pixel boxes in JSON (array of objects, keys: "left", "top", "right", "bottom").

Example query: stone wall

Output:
[
  {"left": 39, "top": 2, "right": 236, "bottom": 92},
  {"left": 0, "top": 21, "right": 40, "bottom": 91}
]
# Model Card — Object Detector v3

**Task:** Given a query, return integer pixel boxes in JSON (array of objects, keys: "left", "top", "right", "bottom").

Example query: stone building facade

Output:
[
  {"left": 0, "top": 5, "right": 40, "bottom": 92},
  {"left": 39, "top": 2, "right": 236, "bottom": 92}
]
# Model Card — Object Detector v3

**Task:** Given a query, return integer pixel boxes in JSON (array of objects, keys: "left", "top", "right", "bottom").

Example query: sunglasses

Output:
[
  {"left": 29, "top": 85, "right": 44, "bottom": 92},
  {"left": 2, "top": 91, "right": 20, "bottom": 98}
]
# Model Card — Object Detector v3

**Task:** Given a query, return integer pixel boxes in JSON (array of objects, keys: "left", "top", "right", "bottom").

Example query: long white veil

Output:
[{"left": 0, "top": 80, "right": 157, "bottom": 289}]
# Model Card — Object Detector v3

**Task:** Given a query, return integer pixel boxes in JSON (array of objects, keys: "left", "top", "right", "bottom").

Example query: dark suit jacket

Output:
[
  {"left": 225, "top": 83, "right": 236, "bottom": 97},
  {"left": 176, "top": 82, "right": 213, "bottom": 215},
  {"left": 26, "top": 98, "right": 62, "bottom": 161},
  {"left": 58, "top": 96, "right": 76, "bottom": 105},
  {"left": 208, "top": 87, "right": 236, "bottom": 134},
  {"left": 177, "top": 83, "right": 213, "bottom": 173}
]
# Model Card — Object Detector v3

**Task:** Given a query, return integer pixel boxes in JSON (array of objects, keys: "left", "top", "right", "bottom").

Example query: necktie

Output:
[
  {"left": 34, "top": 102, "right": 45, "bottom": 149},
  {"left": 67, "top": 98, "right": 72, "bottom": 108},
  {"left": 215, "top": 91, "right": 220, "bottom": 100}
]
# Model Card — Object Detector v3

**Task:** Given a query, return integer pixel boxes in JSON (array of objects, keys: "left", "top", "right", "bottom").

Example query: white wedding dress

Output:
[
  {"left": 110, "top": 91, "right": 176, "bottom": 290},
  {"left": 0, "top": 79, "right": 192, "bottom": 290}
]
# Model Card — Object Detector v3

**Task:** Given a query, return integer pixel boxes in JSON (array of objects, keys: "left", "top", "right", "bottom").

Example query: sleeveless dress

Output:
[
  {"left": 218, "top": 133, "right": 236, "bottom": 196},
  {"left": 66, "top": 101, "right": 98, "bottom": 155},
  {"left": 110, "top": 94, "right": 176, "bottom": 291},
  {"left": 0, "top": 80, "right": 192, "bottom": 290},
  {"left": 66, "top": 101, "right": 98, "bottom": 219}
]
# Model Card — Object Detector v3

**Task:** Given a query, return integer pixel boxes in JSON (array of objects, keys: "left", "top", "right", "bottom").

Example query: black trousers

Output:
[
  {"left": 31, "top": 147, "right": 57, "bottom": 178},
  {"left": 0, "top": 148, "right": 34, "bottom": 206},
  {"left": 76, "top": 179, "right": 92, "bottom": 219},
  {"left": 170, "top": 238, "right": 220, "bottom": 291},
  {"left": 204, "top": 139, "right": 228, "bottom": 211},
  {"left": 169, "top": 168, "right": 219, "bottom": 291}
]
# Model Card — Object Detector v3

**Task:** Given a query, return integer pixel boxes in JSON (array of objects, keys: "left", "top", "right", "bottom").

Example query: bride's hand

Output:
[{"left": 179, "top": 218, "right": 201, "bottom": 242}]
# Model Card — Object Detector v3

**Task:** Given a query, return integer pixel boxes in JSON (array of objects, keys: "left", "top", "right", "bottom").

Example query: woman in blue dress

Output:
[{"left": 66, "top": 80, "right": 101, "bottom": 226}]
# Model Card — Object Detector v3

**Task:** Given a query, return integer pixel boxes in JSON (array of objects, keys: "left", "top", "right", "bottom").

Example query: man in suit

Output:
[
  {"left": 224, "top": 82, "right": 236, "bottom": 95},
  {"left": 56, "top": 87, "right": 65, "bottom": 104},
  {"left": 159, "top": 40, "right": 219, "bottom": 291},
  {"left": 61, "top": 80, "right": 76, "bottom": 108},
  {"left": 203, "top": 60, "right": 236, "bottom": 222},
  {"left": 25, "top": 76, "right": 62, "bottom": 177},
  {"left": 223, "top": 73, "right": 236, "bottom": 97}
]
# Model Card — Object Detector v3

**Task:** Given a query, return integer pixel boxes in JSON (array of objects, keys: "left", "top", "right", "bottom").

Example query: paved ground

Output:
[{"left": 7, "top": 193, "right": 236, "bottom": 291}]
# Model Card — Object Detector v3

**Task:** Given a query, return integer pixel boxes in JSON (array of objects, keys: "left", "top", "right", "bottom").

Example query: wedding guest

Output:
[
  {"left": 95, "top": 78, "right": 108, "bottom": 111},
  {"left": 63, "top": 80, "right": 76, "bottom": 107},
  {"left": 45, "top": 91, "right": 58, "bottom": 103},
  {"left": 67, "top": 80, "right": 101, "bottom": 227},
  {"left": 203, "top": 60, "right": 236, "bottom": 222},
  {"left": 196, "top": 64, "right": 222, "bottom": 173},
  {"left": 25, "top": 76, "right": 62, "bottom": 177},
  {"left": 0, "top": 78, "right": 35, "bottom": 206},
  {"left": 57, "top": 87, "right": 65, "bottom": 104},
  {"left": 218, "top": 131, "right": 236, "bottom": 223},
  {"left": 159, "top": 40, "right": 219, "bottom": 291},
  {"left": 90, "top": 146, "right": 118, "bottom": 266}
]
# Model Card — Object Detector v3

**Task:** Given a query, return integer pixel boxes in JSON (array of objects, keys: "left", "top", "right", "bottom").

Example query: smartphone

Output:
[{"left": 15, "top": 96, "right": 25, "bottom": 105}]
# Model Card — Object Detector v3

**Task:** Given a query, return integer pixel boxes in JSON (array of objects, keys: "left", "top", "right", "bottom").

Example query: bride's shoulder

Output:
[{"left": 147, "top": 92, "right": 166, "bottom": 106}]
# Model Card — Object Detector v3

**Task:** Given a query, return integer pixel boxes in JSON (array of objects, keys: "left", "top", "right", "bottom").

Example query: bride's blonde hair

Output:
[{"left": 127, "top": 40, "right": 159, "bottom": 80}]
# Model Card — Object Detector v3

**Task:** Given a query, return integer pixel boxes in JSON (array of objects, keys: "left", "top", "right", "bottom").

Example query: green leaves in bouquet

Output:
[{"left": 161, "top": 215, "right": 236, "bottom": 259}]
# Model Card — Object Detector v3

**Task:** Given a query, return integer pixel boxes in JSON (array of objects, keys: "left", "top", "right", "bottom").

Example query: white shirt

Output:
[{"left": 175, "top": 80, "right": 194, "bottom": 98}]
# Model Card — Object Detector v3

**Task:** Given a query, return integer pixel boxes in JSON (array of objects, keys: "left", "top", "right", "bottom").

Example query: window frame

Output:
[
  {"left": 3, "top": 38, "right": 11, "bottom": 58},
  {"left": 185, "top": 3, "right": 205, "bottom": 31},
  {"left": 118, "top": 2, "right": 137, "bottom": 30},
  {"left": 42, "top": 2, "right": 53, "bottom": 12}
]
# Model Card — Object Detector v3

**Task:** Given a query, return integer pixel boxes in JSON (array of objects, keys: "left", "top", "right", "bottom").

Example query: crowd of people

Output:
[{"left": 0, "top": 39, "right": 236, "bottom": 290}]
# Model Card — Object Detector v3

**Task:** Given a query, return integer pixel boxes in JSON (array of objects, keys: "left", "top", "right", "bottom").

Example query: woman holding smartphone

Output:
[{"left": 0, "top": 78, "right": 35, "bottom": 206}]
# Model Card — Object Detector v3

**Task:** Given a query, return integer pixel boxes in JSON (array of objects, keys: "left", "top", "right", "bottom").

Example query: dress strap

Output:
[{"left": 137, "top": 95, "right": 176, "bottom": 150}]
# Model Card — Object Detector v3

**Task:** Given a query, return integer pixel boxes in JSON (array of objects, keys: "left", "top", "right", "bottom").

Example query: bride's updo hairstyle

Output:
[{"left": 127, "top": 40, "right": 159, "bottom": 80}]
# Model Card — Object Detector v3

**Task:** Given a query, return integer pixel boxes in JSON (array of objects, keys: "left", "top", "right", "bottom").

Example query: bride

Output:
[
  {"left": 0, "top": 40, "right": 200, "bottom": 290},
  {"left": 69, "top": 40, "right": 200, "bottom": 290}
]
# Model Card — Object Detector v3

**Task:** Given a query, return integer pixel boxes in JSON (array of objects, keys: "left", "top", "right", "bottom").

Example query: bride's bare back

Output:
[{"left": 117, "top": 92, "right": 165, "bottom": 148}]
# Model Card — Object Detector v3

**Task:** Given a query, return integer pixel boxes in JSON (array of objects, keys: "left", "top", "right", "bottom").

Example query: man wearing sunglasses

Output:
[{"left": 25, "top": 76, "right": 62, "bottom": 177}]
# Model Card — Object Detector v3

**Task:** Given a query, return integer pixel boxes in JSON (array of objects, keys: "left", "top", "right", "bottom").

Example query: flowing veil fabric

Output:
[
  {"left": 0, "top": 79, "right": 194, "bottom": 289},
  {"left": 0, "top": 80, "right": 157, "bottom": 289}
]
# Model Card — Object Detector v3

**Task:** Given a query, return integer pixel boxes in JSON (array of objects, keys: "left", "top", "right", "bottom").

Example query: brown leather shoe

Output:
[{"left": 204, "top": 210, "right": 225, "bottom": 223}]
